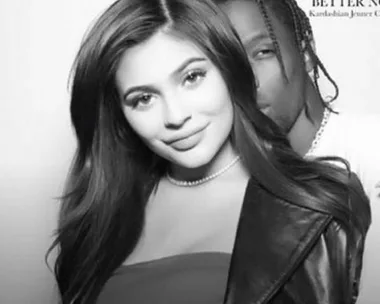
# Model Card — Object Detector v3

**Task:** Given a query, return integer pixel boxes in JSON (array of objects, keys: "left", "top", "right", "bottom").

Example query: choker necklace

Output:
[
  {"left": 166, "top": 156, "right": 241, "bottom": 187},
  {"left": 305, "top": 108, "right": 331, "bottom": 157}
]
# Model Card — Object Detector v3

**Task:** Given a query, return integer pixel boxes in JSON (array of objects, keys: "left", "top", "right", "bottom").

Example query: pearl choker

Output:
[{"left": 166, "top": 156, "right": 241, "bottom": 187}]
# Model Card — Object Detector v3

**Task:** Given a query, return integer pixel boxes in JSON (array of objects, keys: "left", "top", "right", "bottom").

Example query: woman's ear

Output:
[{"left": 302, "top": 37, "right": 316, "bottom": 73}]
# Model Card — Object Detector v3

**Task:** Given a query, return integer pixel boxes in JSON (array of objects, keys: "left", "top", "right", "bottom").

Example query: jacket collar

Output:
[{"left": 223, "top": 178, "right": 333, "bottom": 304}]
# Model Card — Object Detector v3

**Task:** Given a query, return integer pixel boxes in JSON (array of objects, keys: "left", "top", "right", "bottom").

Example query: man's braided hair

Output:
[{"left": 220, "top": 0, "right": 339, "bottom": 107}]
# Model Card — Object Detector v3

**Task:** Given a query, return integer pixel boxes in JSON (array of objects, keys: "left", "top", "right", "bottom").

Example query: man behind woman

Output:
[
  {"left": 48, "top": 0, "right": 371, "bottom": 303},
  {"left": 214, "top": 1, "right": 380, "bottom": 302}
]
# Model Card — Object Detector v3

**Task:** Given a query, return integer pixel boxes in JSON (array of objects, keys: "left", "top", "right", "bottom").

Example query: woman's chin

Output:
[{"left": 166, "top": 149, "right": 215, "bottom": 171}]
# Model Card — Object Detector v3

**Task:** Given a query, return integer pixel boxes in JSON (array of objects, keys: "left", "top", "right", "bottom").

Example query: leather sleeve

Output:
[
  {"left": 271, "top": 220, "right": 355, "bottom": 304},
  {"left": 223, "top": 174, "right": 370, "bottom": 304},
  {"left": 270, "top": 174, "right": 370, "bottom": 304}
]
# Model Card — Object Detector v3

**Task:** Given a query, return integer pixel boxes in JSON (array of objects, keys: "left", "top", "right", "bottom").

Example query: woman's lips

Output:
[{"left": 166, "top": 125, "right": 208, "bottom": 151}]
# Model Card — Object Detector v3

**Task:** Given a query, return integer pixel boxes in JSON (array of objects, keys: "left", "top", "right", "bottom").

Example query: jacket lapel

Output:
[{"left": 223, "top": 178, "right": 333, "bottom": 304}]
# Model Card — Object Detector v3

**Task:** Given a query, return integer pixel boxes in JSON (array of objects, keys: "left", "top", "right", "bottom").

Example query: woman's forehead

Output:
[{"left": 115, "top": 31, "right": 209, "bottom": 91}]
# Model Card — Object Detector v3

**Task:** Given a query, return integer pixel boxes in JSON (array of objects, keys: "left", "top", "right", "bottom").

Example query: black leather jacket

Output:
[{"left": 224, "top": 176, "right": 370, "bottom": 304}]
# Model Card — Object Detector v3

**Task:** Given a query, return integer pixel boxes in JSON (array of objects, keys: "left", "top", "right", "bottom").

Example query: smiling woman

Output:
[
  {"left": 47, "top": 0, "right": 371, "bottom": 303},
  {"left": 116, "top": 31, "right": 234, "bottom": 173}
]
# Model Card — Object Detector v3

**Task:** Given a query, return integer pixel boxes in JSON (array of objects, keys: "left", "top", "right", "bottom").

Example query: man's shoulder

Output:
[
  {"left": 319, "top": 108, "right": 380, "bottom": 199},
  {"left": 329, "top": 109, "right": 379, "bottom": 130},
  {"left": 324, "top": 108, "right": 379, "bottom": 150},
  {"left": 322, "top": 109, "right": 378, "bottom": 146}
]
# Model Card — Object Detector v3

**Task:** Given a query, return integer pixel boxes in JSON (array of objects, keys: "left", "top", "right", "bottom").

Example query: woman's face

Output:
[{"left": 115, "top": 31, "right": 234, "bottom": 169}]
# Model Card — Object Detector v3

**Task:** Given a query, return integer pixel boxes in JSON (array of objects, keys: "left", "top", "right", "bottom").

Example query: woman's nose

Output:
[{"left": 164, "top": 95, "right": 192, "bottom": 128}]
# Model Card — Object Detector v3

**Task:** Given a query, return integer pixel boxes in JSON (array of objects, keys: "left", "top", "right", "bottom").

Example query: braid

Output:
[
  {"left": 285, "top": 0, "right": 304, "bottom": 53},
  {"left": 285, "top": 0, "right": 327, "bottom": 112},
  {"left": 287, "top": 0, "right": 339, "bottom": 105},
  {"left": 259, "top": 0, "right": 339, "bottom": 107},
  {"left": 256, "top": 0, "right": 287, "bottom": 81}
]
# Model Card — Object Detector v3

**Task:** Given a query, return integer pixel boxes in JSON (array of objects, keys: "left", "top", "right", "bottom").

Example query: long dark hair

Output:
[{"left": 48, "top": 0, "right": 370, "bottom": 303}]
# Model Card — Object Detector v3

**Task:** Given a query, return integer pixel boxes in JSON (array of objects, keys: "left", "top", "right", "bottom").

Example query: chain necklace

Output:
[
  {"left": 305, "top": 108, "right": 331, "bottom": 157},
  {"left": 166, "top": 156, "right": 241, "bottom": 187}
]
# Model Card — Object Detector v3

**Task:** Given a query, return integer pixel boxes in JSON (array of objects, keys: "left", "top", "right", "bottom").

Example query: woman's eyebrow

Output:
[
  {"left": 122, "top": 57, "right": 206, "bottom": 99},
  {"left": 122, "top": 85, "right": 159, "bottom": 100},
  {"left": 170, "top": 57, "right": 207, "bottom": 78}
]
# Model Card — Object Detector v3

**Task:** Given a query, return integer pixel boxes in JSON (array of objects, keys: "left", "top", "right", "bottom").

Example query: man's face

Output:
[{"left": 221, "top": 0, "right": 308, "bottom": 133}]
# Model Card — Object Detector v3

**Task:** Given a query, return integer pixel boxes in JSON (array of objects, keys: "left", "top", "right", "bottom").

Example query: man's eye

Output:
[
  {"left": 259, "top": 49, "right": 274, "bottom": 55},
  {"left": 253, "top": 48, "right": 275, "bottom": 59},
  {"left": 183, "top": 70, "right": 206, "bottom": 86}
]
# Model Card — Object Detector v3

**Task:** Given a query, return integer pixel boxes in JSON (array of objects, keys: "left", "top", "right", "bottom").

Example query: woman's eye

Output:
[
  {"left": 131, "top": 93, "right": 153, "bottom": 108},
  {"left": 183, "top": 70, "right": 206, "bottom": 86}
]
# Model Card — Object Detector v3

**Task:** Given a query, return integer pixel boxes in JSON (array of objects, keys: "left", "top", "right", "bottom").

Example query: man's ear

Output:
[{"left": 302, "top": 37, "right": 316, "bottom": 73}]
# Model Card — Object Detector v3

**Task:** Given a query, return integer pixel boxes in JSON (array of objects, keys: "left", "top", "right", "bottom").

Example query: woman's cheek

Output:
[{"left": 124, "top": 110, "right": 163, "bottom": 141}]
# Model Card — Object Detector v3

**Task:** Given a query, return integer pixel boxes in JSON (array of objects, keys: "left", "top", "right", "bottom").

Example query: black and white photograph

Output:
[{"left": 1, "top": 0, "right": 379, "bottom": 303}]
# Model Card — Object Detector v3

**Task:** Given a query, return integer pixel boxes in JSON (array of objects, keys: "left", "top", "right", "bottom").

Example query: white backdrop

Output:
[{"left": 0, "top": 0, "right": 379, "bottom": 303}]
